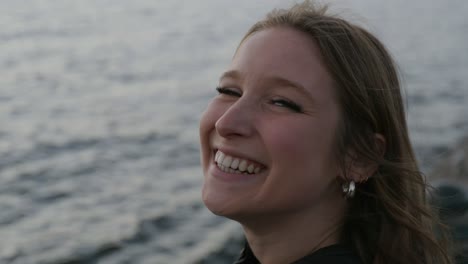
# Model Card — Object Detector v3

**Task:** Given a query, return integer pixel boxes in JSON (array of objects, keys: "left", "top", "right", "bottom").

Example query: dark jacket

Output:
[{"left": 234, "top": 243, "right": 363, "bottom": 264}]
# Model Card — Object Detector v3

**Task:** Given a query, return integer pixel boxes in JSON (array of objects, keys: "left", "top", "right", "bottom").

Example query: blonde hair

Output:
[{"left": 239, "top": 1, "right": 453, "bottom": 263}]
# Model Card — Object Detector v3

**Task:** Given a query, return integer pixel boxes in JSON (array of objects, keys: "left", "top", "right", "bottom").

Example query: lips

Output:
[{"left": 214, "top": 150, "right": 265, "bottom": 174}]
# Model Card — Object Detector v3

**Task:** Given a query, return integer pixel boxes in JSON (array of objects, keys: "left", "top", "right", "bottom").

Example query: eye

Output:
[
  {"left": 270, "top": 98, "right": 303, "bottom": 113},
  {"left": 216, "top": 87, "right": 241, "bottom": 97}
]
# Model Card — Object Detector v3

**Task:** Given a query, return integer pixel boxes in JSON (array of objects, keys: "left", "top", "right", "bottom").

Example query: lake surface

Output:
[{"left": 0, "top": 0, "right": 467, "bottom": 263}]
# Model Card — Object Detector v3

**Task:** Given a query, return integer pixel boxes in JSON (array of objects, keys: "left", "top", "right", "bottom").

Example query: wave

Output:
[
  {"left": 8, "top": 202, "right": 239, "bottom": 264},
  {"left": 0, "top": 132, "right": 178, "bottom": 173}
]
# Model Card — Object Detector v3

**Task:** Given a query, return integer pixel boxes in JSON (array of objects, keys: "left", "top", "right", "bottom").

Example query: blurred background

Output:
[{"left": 0, "top": 0, "right": 467, "bottom": 263}]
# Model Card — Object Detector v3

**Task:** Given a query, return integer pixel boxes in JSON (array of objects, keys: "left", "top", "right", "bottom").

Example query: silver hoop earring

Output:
[{"left": 342, "top": 181, "right": 356, "bottom": 199}]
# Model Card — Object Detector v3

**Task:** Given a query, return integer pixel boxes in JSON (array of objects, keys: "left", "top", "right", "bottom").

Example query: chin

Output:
[
  {"left": 202, "top": 183, "right": 246, "bottom": 219},
  {"left": 202, "top": 184, "right": 230, "bottom": 216}
]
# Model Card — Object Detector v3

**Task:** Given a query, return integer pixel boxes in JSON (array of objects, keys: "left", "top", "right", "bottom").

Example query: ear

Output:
[{"left": 340, "top": 133, "right": 386, "bottom": 183}]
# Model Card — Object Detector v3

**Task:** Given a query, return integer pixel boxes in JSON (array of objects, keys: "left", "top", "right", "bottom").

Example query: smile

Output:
[{"left": 215, "top": 150, "right": 265, "bottom": 174}]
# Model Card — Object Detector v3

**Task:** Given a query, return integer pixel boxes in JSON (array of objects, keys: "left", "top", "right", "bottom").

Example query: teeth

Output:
[
  {"left": 222, "top": 156, "right": 232, "bottom": 167},
  {"left": 228, "top": 168, "right": 241, "bottom": 174},
  {"left": 247, "top": 164, "right": 254, "bottom": 173},
  {"left": 238, "top": 160, "right": 247, "bottom": 172},
  {"left": 231, "top": 159, "right": 240, "bottom": 169},
  {"left": 214, "top": 150, "right": 263, "bottom": 174},
  {"left": 217, "top": 152, "right": 225, "bottom": 164}
]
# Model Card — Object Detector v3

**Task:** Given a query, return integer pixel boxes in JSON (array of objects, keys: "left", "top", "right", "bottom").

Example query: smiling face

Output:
[{"left": 199, "top": 27, "right": 344, "bottom": 222}]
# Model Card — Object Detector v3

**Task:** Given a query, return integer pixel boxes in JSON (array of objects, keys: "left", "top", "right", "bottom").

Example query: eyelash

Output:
[
  {"left": 216, "top": 86, "right": 240, "bottom": 97},
  {"left": 215, "top": 87, "right": 303, "bottom": 113},
  {"left": 269, "top": 99, "right": 303, "bottom": 112}
]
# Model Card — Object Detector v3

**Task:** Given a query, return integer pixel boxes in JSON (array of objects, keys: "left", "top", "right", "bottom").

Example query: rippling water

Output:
[{"left": 0, "top": 0, "right": 467, "bottom": 263}]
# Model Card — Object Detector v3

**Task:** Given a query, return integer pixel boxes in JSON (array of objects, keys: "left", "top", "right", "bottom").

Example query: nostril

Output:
[{"left": 215, "top": 119, "right": 252, "bottom": 138}]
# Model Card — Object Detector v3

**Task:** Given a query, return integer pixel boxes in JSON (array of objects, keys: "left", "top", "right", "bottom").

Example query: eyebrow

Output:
[
  {"left": 219, "top": 70, "right": 315, "bottom": 102},
  {"left": 219, "top": 70, "right": 243, "bottom": 82}
]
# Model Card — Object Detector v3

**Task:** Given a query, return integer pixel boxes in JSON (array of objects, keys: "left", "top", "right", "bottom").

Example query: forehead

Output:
[{"left": 228, "top": 27, "right": 336, "bottom": 102}]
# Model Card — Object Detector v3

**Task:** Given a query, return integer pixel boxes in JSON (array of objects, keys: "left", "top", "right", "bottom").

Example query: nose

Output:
[{"left": 215, "top": 100, "right": 255, "bottom": 138}]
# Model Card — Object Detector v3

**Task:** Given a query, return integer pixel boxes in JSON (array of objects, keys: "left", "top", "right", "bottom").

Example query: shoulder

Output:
[{"left": 292, "top": 244, "right": 363, "bottom": 264}]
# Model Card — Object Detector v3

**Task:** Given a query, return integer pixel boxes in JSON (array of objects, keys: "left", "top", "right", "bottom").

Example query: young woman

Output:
[{"left": 199, "top": 1, "right": 453, "bottom": 263}]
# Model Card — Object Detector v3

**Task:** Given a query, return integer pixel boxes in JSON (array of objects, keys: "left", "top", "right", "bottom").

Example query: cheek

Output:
[
  {"left": 199, "top": 101, "right": 222, "bottom": 167},
  {"left": 263, "top": 118, "right": 338, "bottom": 171},
  {"left": 257, "top": 119, "right": 340, "bottom": 208},
  {"left": 199, "top": 103, "right": 216, "bottom": 139}
]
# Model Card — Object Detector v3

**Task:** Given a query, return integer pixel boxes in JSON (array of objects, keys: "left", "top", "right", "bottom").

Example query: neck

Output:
[{"left": 241, "top": 201, "right": 346, "bottom": 264}]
